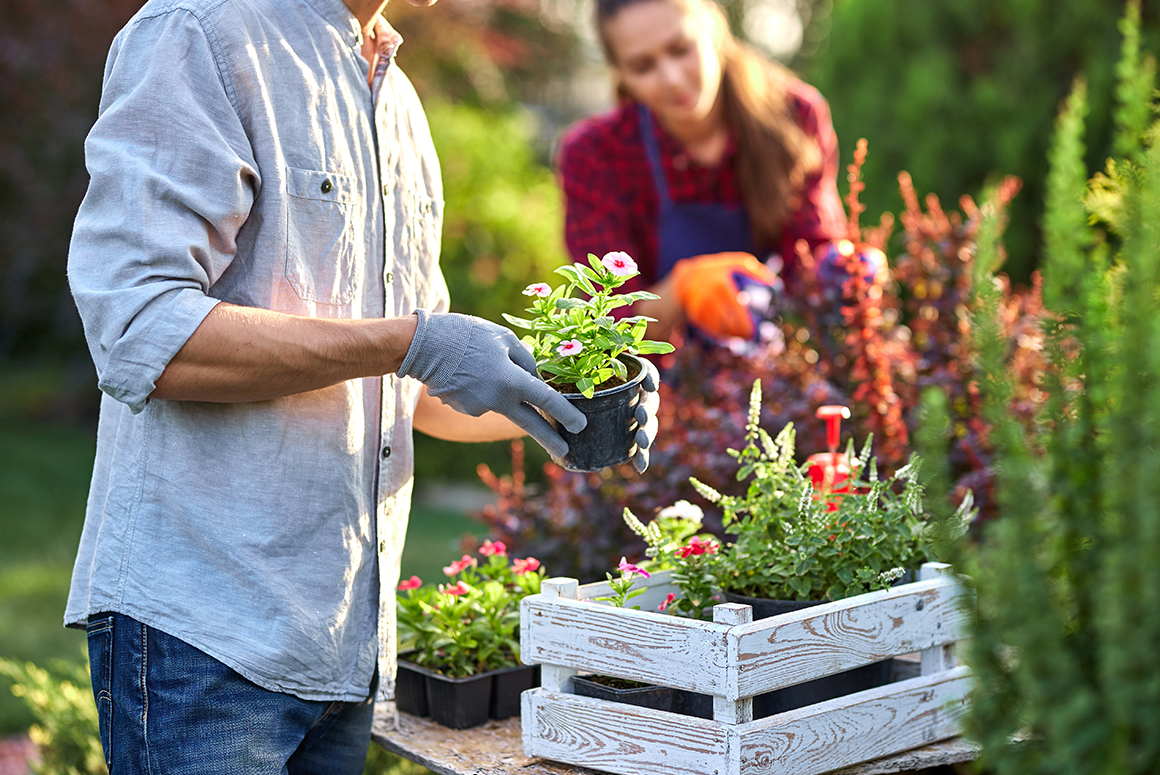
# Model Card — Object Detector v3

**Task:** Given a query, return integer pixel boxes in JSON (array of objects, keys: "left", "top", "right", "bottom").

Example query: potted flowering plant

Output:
[
  {"left": 569, "top": 559, "right": 677, "bottom": 712},
  {"left": 624, "top": 380, "right": 967, "bottom": 717},
  {"left": 504, "top": 251, "right": 674, "bottom": 472},
  {"left": 395, "top": 540, "right": 545, "bottom": 728}
]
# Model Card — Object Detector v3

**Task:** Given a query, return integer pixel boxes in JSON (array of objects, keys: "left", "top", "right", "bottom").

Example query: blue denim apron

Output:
[{"left": 639, "top": 105, "right": 754, "bottom": 280}]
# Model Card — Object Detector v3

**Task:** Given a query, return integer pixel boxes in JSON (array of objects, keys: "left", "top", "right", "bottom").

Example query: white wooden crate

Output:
[{"left": 520, "top": 563, "right": 971, "bottom": 775}]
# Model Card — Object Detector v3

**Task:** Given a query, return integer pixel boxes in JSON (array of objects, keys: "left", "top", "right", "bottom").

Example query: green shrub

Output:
[
  {"left": 806, "top": 0, "right": 1160, "bottom": 282},
  {"left": 0, "top": 657, "right": 104, "bottom": 775},
  {"left": 925, "top": 4, "right": 1160, "bottom": 770}
]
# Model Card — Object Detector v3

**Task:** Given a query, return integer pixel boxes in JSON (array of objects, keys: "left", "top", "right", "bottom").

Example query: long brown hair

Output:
[{"left": 595, "top": 0, "right": 821, "bottom": 251}]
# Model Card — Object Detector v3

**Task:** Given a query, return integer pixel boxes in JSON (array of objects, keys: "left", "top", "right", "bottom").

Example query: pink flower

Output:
[
  {"left": 442, "top": 554, "right": 478, "bottom": 577},
  {"left": 617, "top": 558, "right": 650, "bottom": 578},
  {"left": 523, "top": 282, "right": 552, "bottom": 297},
  {"left": 397, "top": 576, "right": 422, "bottom": 591},
  {"left": 480, "top": 539, "right": 507, "bottom": 557},
  {"left": 658, "top": 592, "right": 676, "bottom": 612},
  {"left": 556, "top": 339, "right": 584, "bottom": 357},
  {"left": 601, "top": 251, "right": 637, "bottom": 277},
  {"left": 440, "top": 581, "right": 472, "bottom": 597},
  {"left": 512, "top": 557, "right": 541, "bottom": 575},
  {"left": 675, "top": 537, "right": 720, "bottom": 559}
]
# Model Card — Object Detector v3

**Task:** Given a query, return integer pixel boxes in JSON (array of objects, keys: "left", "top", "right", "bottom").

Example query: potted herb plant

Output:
[
  {"left": 504, "top": 251, "right": 674, "bottom": 472},
  {"left": 625, "top": 380, "right": 965, "bottom": 717},
  {"left": 395, "top": 540, "right": 545, "bottom": 729}
]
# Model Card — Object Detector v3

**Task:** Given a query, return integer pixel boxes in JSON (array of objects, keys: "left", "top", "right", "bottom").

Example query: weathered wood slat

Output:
[
  {"left": 573, "top": 570, "right": 681, "bottom": 613},
  {"left": 737, "top": 667, "right": 973, "bottom": 775},
  {"left": 522, "top": 690, "right": 730, "bottom": 775},
  {"left": 522, "top": 598, "right": 730, "bottom": 694},
  {"left": 732, "top": 577, "right": 968, "bottom": 697}
]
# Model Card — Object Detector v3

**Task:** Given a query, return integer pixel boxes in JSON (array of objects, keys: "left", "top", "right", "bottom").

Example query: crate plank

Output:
[
  {"left": 522, "top": 598, "right": 729, "bottom": 694},
  {"left": 522, "top": 690, "right": 729, "bottom": 775},
  {"left": 737, "top": 667, "right": 972, "bottom": 775},
  {"left": 732, "top": 578, "right": 968, "bottom": 697}
]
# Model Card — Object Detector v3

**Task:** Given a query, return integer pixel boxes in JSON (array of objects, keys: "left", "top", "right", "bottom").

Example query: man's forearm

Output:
[{"left": 151, "top": 302, "right": 418, "bottom": 403}]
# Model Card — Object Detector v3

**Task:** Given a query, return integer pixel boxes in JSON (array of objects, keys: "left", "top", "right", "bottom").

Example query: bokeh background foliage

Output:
[
  {"left": 3, "top": 0, "right": 1160, "bottom": 771},
  {"left": 806, "top": 0, "right": 1160, "bottom": 283}
]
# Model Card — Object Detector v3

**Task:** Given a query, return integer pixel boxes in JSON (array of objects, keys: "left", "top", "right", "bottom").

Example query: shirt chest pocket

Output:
[{"left": 285, "top": 166, "right": 362, "bottom": 306}]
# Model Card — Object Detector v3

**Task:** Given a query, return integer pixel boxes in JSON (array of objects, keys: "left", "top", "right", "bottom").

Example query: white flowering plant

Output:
[
  {"left": 503, "top": 252, "right": 675, "bottom": 398},
  {"left": 682, "top": 379, "right": 931, "bottom": 602}
]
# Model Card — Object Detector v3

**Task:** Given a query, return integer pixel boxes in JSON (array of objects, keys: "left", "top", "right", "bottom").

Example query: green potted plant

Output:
[
  {"left": 625, "top": 379, "right": 965, "bottom": 717},
  {"left": 567, "top": 559, "right": 678, "bottom": 712},
  {"left": 503, "top": 251, "right": 673, "bottom": 472},
  {"left": 395, "top": 540, "right": 544, "bottom": 728}
]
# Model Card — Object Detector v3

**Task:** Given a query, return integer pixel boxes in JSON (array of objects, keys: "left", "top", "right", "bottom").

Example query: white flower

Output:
[
  {"left": 601, "top": 251, "right": 638, "bottom": 277},
  {"left": 878, "top": 567, "right": 906, "bottom": 585},
  {"left": 689, "top": 477, "right": 723, "bottom": 505},
  {"left": 523, "top": 282, "right": 552, "bottom": 297},
  {"left": 658, "top": 500, "right": 704, "bottom": 523},
  {"left": 556, "top": 339, "right": 584, "bottom": 356}
]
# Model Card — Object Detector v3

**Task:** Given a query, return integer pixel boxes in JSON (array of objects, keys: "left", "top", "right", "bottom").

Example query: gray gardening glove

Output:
[
  {"left": 398, "top": 310, "right": 587, "bottom": 458},
  {"left": 631, "top": 359, "right": 661, "bottom": 473}
]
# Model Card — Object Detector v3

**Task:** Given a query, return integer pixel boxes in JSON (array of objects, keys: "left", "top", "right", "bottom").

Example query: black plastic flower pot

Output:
[
  {"left": 394, "top": 658, "right": 429, "bottom": 718},
  {"left": 672, "top": 688, "right": 714, "bottom": 719},
  {"left": 570, "top": 675, "right": 674, "bottom": 712},
  {"left": 545, "top": 354, "right": 648, "bottom": 473},
  {"left": 722, "top": 591, "right": 896, "bottom": 718},
  {"left": 424, "top": 669, "right": 493, "bottom": 730},
  {"left": 489, "top": 663, "right": 539, "bottom": 720}
]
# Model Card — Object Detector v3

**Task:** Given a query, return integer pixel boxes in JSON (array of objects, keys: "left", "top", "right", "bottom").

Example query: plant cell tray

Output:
[{"left": 518, "top": 563, "right": 971, "bottom": 775}]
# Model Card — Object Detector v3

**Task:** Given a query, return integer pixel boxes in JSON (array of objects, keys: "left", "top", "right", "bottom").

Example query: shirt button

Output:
[
  {"left": 321, "top": 179, "right": 333, "bottom": 194},
  {"left": 382, "top": 184, "right": 390, "bottom": 197},
  {"left": 381, "top": 445, "right": 391, "bottom": 459},
  {"left": 385, "top": 271, "right": 394, "bottom": 283},
  {"left": 379, "top": 540, "right": 385, "bottom": 553}
]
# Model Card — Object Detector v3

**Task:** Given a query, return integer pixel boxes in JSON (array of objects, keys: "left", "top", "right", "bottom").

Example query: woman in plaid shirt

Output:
[{"left": 558, "top": 0, "right": 849, "bottom": 342}]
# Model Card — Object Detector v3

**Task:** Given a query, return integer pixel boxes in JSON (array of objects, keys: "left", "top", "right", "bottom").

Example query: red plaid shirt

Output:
[{"left": 557, "top": 78, "right": 847, "bottom": 294}]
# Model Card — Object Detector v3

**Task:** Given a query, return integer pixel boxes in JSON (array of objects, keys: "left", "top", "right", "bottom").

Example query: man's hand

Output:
[
  {"left": 670, "top": 252, "right": 781, "bottom": 340},
  {"left": 398, "top": 310, "right": 587, "bottom": 458},
  {"left": 631, "top": 359, "right": 661, "bottom": 473}
]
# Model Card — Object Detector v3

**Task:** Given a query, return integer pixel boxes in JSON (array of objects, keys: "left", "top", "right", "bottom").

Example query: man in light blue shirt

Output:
[{"left": 65, "top": 0, "right": 657, "bottom": 770}]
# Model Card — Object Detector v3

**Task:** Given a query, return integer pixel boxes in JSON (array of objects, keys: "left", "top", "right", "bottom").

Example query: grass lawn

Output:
[{"left": 0, "top": 398, "right": 487, "bottom": 774}]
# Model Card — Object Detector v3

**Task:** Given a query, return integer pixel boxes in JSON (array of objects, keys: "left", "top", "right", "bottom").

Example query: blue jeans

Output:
[{"left": 86, "top": 612, "right": 374, "bottom": 774}]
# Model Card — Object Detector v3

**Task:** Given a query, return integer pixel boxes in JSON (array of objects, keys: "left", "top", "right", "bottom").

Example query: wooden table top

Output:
[{"left": 371, "top": 705, "right": 980, "bottom": 775}]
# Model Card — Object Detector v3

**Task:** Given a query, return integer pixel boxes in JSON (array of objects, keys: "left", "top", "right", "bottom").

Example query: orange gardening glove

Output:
[{"left": 670, "top": 252, "right": 780, "bottom": 340}]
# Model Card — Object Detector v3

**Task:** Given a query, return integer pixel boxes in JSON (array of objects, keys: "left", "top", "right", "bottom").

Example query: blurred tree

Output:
[
  {"left": 0, "top": 0, "right": 145, "bottom": 359},
  {"left": 804, "top": 0, "right": 1160, "bottom": 282}
]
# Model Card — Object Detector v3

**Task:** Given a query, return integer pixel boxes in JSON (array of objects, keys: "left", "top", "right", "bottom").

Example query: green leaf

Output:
[
  {"left": 501, "top": 313, "right": 534, "bottom": 330},
  {"left": 554, "top": 264, "right": 581, "bottom": 285},
  {"left": 634, "top": 340, "right": 676, "bottom": 355},
  {"left": 610, "top": 358, "right": 628, "bottom": 379},
  {"left": 577, "top": 377, "right": 596, "bottom": 398},
  {"left": 555, "top": 298, "right": 587, "bottom": 310}
]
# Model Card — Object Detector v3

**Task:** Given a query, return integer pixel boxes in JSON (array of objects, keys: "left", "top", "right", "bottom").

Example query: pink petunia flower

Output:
[
  {"left": 512, "top": 557, "right": 541, "bottom": 575},
  {"left": 397, "top": 576, "right": 422, "bottom": 592},
  {"left": 658, "top": 592, "right": 676, "bottom": 612},
  {"left": 601, "top": 251, "right": 637, "bottom": 277},
  {"left": 442, "top": 554, "right": 478, "bottom": 577},
  {"left": 440, "top": 581, "right": 472, "bottom": 596},
  {"left": 556, "top": 339, "right": 584, "bottom": 357},
  {"left": 480, "top": 539, "right": 507, "bottom": 557},
  {"left": 523, "top": 282, "right": 552, "bottom": 297},
  {"left": 617, "top": 557, "right": 650, "bottom": 578},
  {"left": 675, "top": 537, "right": 720, "bottom": 559}
]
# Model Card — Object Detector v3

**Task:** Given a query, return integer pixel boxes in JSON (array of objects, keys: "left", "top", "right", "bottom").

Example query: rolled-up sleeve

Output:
[{"left": 68, "top": 9, "right": 258, "bottom": 413}]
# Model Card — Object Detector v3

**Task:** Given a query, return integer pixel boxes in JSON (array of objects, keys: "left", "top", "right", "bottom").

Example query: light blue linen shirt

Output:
[{"left": 65, "top": 0, "right": 447, "bottom": 702}]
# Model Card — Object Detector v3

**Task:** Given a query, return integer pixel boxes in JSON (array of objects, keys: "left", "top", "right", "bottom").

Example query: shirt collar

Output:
[
  {"left": 371, "top": 16, "right": 404, "bottom": 60},
  {"left": 301, "top": 0, "right": 363, "bottom": 47}
]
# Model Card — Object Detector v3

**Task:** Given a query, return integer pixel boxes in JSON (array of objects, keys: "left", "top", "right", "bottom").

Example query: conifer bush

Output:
[{"left": 928, "top": 3, "right": 1160, "bottom": 770}]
